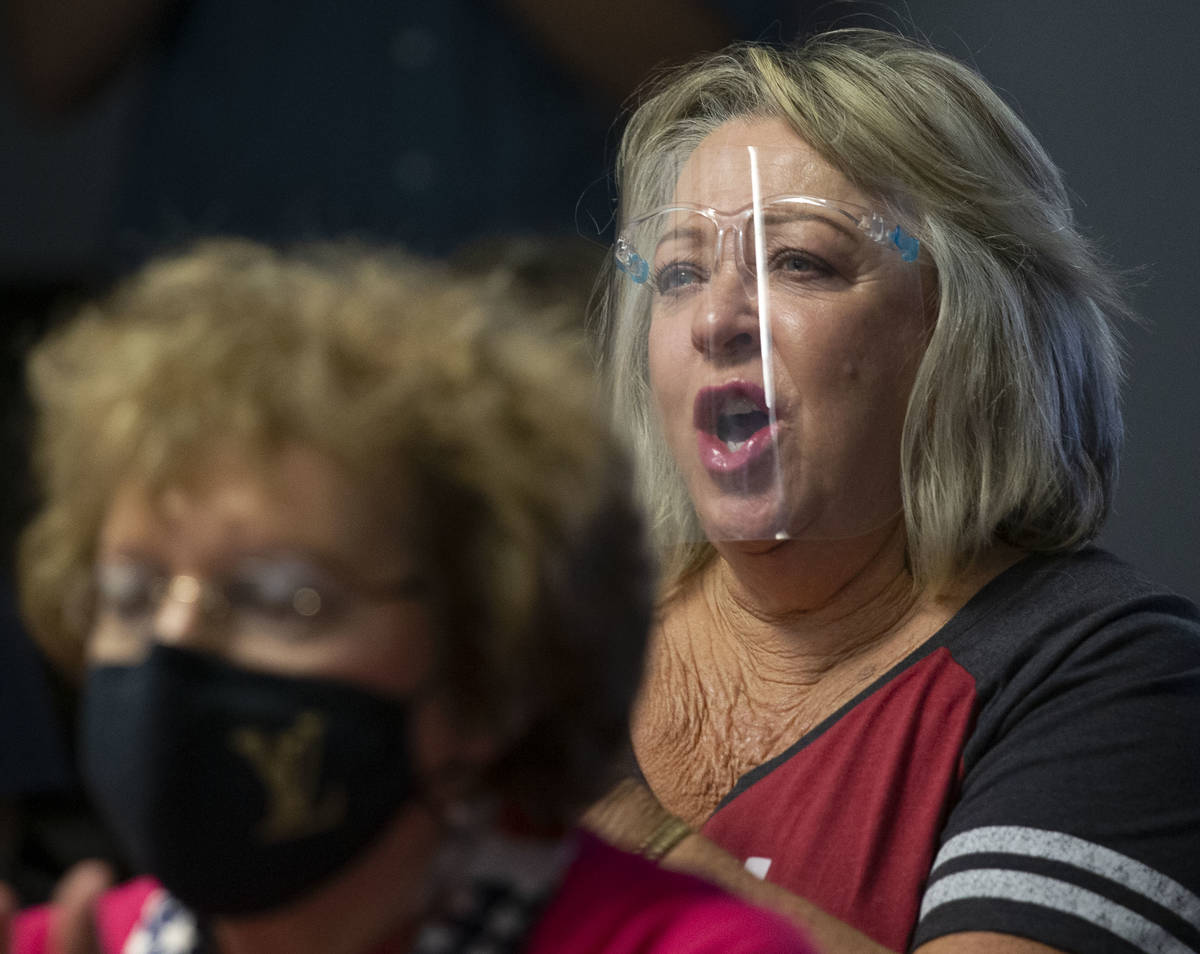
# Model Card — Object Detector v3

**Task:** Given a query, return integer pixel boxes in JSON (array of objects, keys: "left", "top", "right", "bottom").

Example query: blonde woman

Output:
[{"left": 586, "top": 29, "right": 1200, "bottom": 954}]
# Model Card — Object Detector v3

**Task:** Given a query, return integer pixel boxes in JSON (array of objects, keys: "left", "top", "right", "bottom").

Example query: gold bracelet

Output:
[{"left": 638, "top": 814, "right": 694, "bottom": 862}]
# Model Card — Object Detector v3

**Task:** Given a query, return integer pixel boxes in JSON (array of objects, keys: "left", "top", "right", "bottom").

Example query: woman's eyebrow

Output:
[
  {"left": 654, "top": 224, "right": 710, "bottom": 253},
  {"left": 759, "top": 206, "right": 858, "bottom": 241}
]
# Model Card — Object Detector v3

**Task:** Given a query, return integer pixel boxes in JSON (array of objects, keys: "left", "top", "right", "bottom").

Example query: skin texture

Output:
[{"left": 587, "top": 118, "right": 1055, "bottom": 953}]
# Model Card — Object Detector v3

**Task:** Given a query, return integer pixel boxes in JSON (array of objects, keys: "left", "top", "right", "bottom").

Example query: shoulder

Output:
[
  {"left": 916, "top": 550, "right": 1200, "bottom": 953},
  {"left": 941, "top": 546, "right": 1200, "bottom": 695},
  {"left": 526, "top": 831, "right": 814, "bottom": 954},
  {"left": 945, "top": 546, "right": 1200, "bottom": 811},
  {"left": 968, "top": 546, "right": 1196, "bottom": 618},
  {"left": 960, "top": 546, "right": 1198, "bottom": 622}
]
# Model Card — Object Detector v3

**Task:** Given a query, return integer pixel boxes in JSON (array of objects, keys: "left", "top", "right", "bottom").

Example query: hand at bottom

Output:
[{"left": 0, "top": 860, "right": 114, "bottom": 954}]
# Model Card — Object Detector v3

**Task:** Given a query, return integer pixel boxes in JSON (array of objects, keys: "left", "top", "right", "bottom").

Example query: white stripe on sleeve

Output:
[
  {"left": 920, "top": 869, "right": 1196, "bottom": 954},
  {"left": 930, "top": 826, "right": 1200, "bottom": 932}
]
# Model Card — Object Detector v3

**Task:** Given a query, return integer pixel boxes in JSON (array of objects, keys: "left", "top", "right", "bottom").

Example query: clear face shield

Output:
[{"left": 613, "top": 144, "right": 927, "bottom": 544}]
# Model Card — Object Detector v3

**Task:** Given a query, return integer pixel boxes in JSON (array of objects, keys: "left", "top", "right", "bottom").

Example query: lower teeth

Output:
[{"left": 725, "top": 440, "right": 746, "bottom": 452}]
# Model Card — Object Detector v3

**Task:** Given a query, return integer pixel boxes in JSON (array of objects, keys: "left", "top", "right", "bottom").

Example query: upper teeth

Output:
[{"left": 723, "top": 396, "right": 759, "bottom": 415}]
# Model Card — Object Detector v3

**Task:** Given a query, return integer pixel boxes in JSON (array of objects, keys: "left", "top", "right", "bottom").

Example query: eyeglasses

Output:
[
  {"left": 89, "top": 554, "right": 427, "bottom": 647},
  {"left": 614, "top": 194, "right": 919, "bottom": 298}
]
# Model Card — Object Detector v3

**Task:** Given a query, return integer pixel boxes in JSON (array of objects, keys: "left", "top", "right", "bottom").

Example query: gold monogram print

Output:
[{"left": 230, "top": 711, "right": 347, "bottom": 842}]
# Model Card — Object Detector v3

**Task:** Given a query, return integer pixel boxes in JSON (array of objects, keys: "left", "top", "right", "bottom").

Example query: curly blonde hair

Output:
[{"left": 21, "top": 238, "right": 653, "bottom": 822}]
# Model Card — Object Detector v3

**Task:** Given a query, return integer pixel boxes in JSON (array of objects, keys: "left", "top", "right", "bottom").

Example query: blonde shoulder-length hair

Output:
[{"left": 593, "top": 28, "right": 1128, "bottom": 593}]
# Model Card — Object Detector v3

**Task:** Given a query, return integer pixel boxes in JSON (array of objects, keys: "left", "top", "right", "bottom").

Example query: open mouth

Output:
[
  {"left": 714, "top": 394, "right": 770, "bottom": 451},
  {"left": 696, "top": 383, "right": 771, "bottom": 447},
  {"left": 693, "top": 382, "right": 775, "bottom": 474}
]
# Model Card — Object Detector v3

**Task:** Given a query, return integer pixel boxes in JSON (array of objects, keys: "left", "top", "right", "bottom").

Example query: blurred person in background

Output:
[
  {"left": 0, "top": 3, "right": 841, "bottom": 889},
  {"left": 0, "top": 239, "right": 815, "bottom": 954}
]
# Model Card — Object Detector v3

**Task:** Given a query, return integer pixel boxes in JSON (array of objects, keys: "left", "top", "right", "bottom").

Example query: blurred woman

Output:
[{"left": 5, "top": 240, "right": 813, "bottom": 954}]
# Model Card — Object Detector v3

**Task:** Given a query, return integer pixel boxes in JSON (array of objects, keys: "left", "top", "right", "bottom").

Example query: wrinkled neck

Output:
[
  {"left": 710, "top": 518, "right": 917, "bottom": 656},
  {"left": 687, "top": 527, "right": 1024, "bottom": 687}
]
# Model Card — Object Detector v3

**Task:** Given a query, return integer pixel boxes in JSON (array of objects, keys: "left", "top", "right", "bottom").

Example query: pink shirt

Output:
[
  {"left": 528, "top": 832, "right": 814, "bottom": 953},
  {"left": 13, "top": 833, "right": 814, "bottom": 954}
]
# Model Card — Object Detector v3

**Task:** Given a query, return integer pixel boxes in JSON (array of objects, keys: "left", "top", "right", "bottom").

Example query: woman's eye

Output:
[
  {"left": 653, "top": 262, "right": 705, "bottom": 295},
  {"left": 226, "top": 559, "right": 339, "bottom": 622},
  {"left": 771, "top": 249, "right": 833, "bottom": 276},
  {"left": 226, "top": 576, "right": 305, "bottom": 618},
  {"left": 94, "top": 564, "right": 160, "bottom": 618}
]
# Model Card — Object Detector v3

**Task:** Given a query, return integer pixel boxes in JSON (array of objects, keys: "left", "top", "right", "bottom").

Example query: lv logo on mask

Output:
[{"left": 231, "top": 710, "right": 347, "bottom": 842}]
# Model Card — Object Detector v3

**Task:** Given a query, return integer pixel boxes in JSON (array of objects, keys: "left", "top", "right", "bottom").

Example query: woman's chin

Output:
[
  {"left": 695, "top": 496, "right": 905, "bottom": 551},
  {"left": 695, "top": 496, "right": 790, "bottom": 545}
]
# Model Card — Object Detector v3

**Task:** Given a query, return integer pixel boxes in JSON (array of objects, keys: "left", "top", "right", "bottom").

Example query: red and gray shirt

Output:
[{"left": 699, "top": 547, "right": 1200, "bottom": 953}]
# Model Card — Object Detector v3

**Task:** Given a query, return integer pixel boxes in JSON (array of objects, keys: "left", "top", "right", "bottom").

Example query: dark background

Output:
[{"left": 2, "top": 0, "right": 1197, "bottom": 603}]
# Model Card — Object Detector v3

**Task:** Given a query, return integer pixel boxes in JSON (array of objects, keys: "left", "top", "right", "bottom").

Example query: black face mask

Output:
[{"left": 81, "top": 643, "right": 417, "bottom": 917}]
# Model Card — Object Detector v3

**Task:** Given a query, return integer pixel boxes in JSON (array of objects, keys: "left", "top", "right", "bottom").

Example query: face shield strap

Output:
[
  {"left": 890, "top": 226, "right": 920, "bottom": 262},
  {"left": 614, "top": 237, "right": 651, "bottom": 284}
]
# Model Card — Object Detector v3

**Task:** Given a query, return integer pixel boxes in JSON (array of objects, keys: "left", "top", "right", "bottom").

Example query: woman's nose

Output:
[
  {"left": 690, "top": 261, "right": 761, "bottom": 361},
  {"left": 152, "top": 575, "right": 214, "bottom": 646}
]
